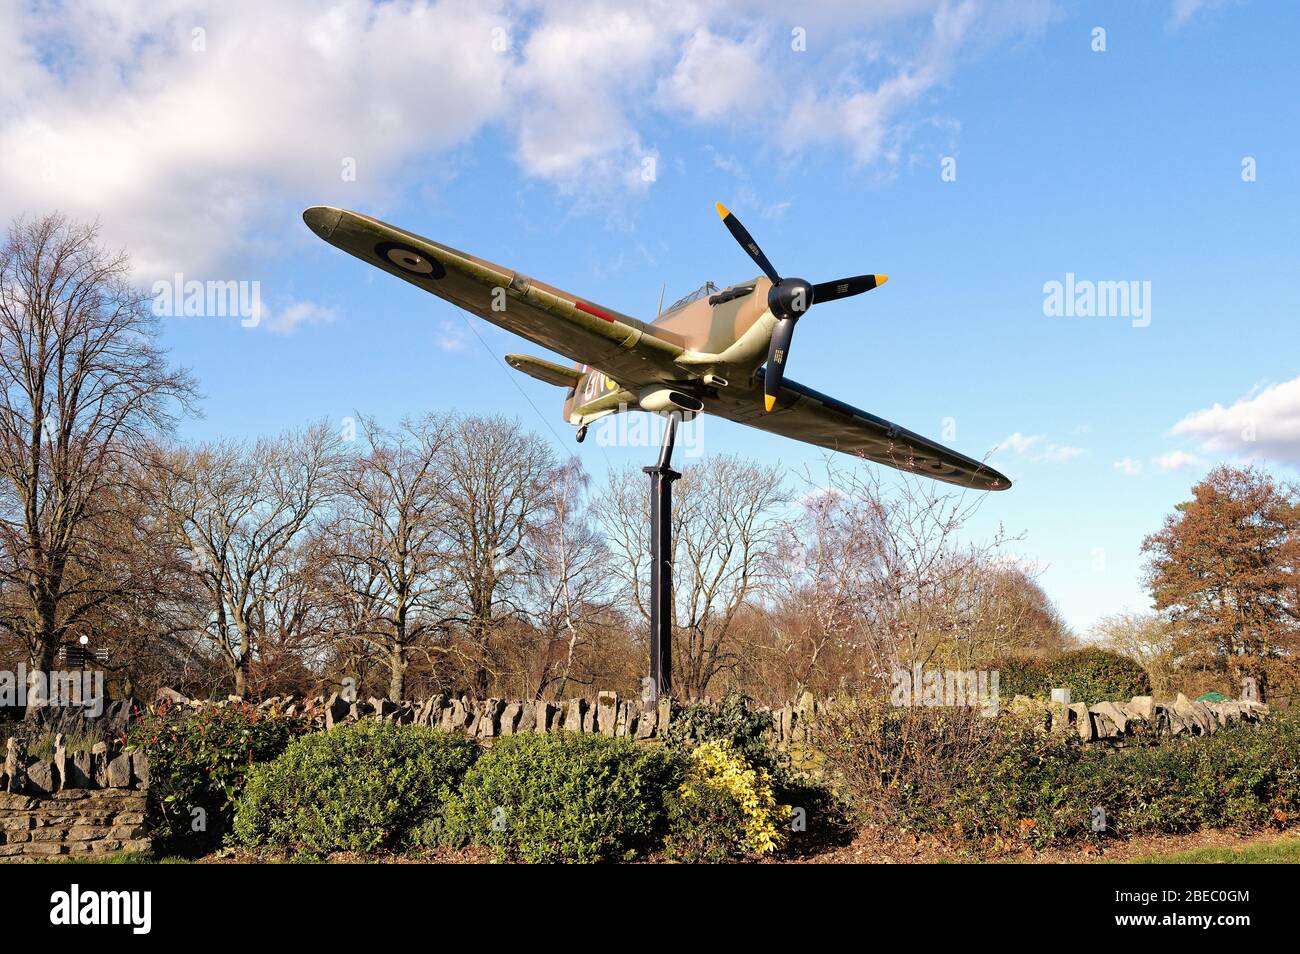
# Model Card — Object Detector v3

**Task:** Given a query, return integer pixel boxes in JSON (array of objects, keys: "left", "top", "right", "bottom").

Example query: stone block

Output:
[{"left": 106, "top": 753, "right": 132, "bottom": 788}]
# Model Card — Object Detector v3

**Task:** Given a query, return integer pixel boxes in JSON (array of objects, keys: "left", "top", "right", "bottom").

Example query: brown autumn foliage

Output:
[{"left": 1142, "top": 464, "right": 1300, "bottom": 705}]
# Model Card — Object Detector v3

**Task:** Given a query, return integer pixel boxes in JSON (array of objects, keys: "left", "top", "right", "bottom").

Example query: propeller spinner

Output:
[{"left": 714, "top": 202, "right": 887, "bottom": 412}]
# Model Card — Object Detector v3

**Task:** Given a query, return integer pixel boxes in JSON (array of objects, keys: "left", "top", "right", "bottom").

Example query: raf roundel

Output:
[{"left": 374, "top": 241, "right": 445, "bottom": 280}]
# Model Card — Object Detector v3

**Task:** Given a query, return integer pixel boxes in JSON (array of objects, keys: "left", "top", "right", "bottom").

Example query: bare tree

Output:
[
  {"left": 520, "top": 458, "right": 615, "bottom": 699},
  {"left": 0, "top": 214, "right": 195, "bottom": 673},
  {"left": 1092, "top": 611, "right": 1179, "bottom": 697},
  {"left": 147, "top": 424, "right": 341, "bottom": 698},
  {"left": 596, "top": 453, "right": 789, "bottom": 700},
  {"left": 323, "top": 415, "right": 459, "bottom": 701},
  {"left": 436, "top": 415, "right": 558, "bottom": 696},
  {"left": 761, "top": 461, "right": 1024, "bottom": 698}
]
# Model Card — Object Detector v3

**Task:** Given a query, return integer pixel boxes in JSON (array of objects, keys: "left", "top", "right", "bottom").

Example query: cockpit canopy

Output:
[
  {"left": 659, "top": 280, "right": 757, "bottom": 318},
  {"left": 661, "top": 281, "right": 719, "bottom": 317}
]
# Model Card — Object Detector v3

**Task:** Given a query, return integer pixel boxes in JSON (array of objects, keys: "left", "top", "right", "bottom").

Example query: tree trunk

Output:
[{"left": 388, "top": 647, "right": 407, "bottom": 702}]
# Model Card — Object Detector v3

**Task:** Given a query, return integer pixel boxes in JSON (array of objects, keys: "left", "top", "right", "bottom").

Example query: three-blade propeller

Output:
[{"left": 715, "top": 202, "right": 887, "bottom": 412}]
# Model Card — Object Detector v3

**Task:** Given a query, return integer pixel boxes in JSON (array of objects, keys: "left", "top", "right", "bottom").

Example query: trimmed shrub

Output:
[
  {"left": 986, "top": 655, "right": 1050, "bottom": 699},
  {"left": 664, "top": 776, "right": 748, "bottom": 863},
  {"left": 1045, "top": 648, "right": 1151, "bottom": 705},
  {"left": 128, "top": 701, "right": 306, "bottom": 853},
  {"left": 665, "top": 739, "right": 791, "bottom": 862},
  {"left": 941, "top": 719, "right": 1101, "bottom": 849},
  {"left": 444, "top": 733, "right": 681, "bottom": 863},
  {"left": 987, "top": 649, "right": 1151, "bottom": 704},
  {"left": 825, "top": 693, "right": 1300, "bottom": 853},
  {"left": 663, "top": 691, "right": 787, "bottom": 778},
  {"left": 232, "top": 721, "right": 478, "bottom": 856}
]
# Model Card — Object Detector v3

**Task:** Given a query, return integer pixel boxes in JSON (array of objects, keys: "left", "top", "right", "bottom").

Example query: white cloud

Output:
[
  {"left": 0, "top": 0, "right": 1056, "bottom": 283},
  {"left": 993, "top": 431, "right": 1085, "bottom": 464},
  {"left": 1112, "top": 451, "right": 1209, "bottom": 478},
  {"left": 260, "top": 299, "right": 339, "bottom": 335},
  {"left": 1171, "top": 376, "right": 1300, "bottom": 465},
  {"left": 1, "top": 0, "right": 511, "bottom": 278},
  {"left": 1170, "top": 0, "right": 1237, "bottom": 28},
  {"left": 1152, "top": 450, "right": 1202, "bottom": 472},
  {"left": 435, "top": 320, "right": 470, "bottom": 353},
  {"left": 795, "top": 485, "right": 846, "bottom": 510},
  {"left": 1039, "top": 444, "right": 1086, "bottom": 463},
  {"left": 656, "top": 27, "right": 770, "bottom": 123},
  {"left": 704, "top": 147, "right": 793, "bottom": 220},
  {"left": 993, "top": 431, "right": 1041, "bottom": 455},
  {"left": 777, "top": 0, "right": 1053, "bottom": 165}
]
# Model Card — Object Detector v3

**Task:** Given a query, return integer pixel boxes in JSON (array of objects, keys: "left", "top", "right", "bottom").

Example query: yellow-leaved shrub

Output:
[{"left": 677, "top": 739, "right": 792, "bottom": 855}]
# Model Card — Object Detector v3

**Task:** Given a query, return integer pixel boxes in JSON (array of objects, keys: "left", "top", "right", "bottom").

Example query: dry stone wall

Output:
[
  {"left": 234, "top": 688, "right": 1270, "bottom": 747},
  {"left": 1011, "top": 693, "right": 1269, "bottom": 742},
  {"left": 0, "top": 736, "right": 150, "bottom": 860}
]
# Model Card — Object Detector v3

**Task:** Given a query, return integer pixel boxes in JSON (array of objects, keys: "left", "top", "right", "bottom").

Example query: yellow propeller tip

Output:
[
  {"left": 715, "top": 201, "right": 730, "bottom": 219},
  {"left": 764, "top": 394, "right": 776, "bottom": 412},
  {"left": 876, "top": 274, "right": 889, "bottom": 286}
]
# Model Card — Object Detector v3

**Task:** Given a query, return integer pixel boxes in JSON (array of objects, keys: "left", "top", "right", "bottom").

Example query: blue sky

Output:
[{"left": 4, "top": 0, "right": 1297, "bottom": 633}]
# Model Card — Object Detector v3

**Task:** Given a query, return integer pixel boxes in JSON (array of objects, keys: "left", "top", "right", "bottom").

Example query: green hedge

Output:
[
  {"left": 989, "top": 648, "right": 1151, "bottom": 705},
  {"left": 232, "top": 721, "right": 478, "bottom": 856},
  {"left": 444, "top": 733, "right": 682, "bottom": 862},
  {"left": 936, "top": 716, "right": 1300, "bottom": 850},
  {"left": 663, "top": 691, "right": 782, "bottom": 776},
  {"left": 986, "top": 655, "right": 1050, "bottom": 699},
  {"left": 1046, "top": 648, "right": 1151, "bottom": 705}
]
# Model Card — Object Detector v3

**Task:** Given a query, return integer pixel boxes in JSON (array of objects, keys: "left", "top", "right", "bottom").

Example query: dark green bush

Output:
[
  {"left": 1044, "top": 647, "right": 1151, "bottom": 705},
  {"left": 987, "top": 649, "right": 1151, "bottom": 705},
  {"left": 663, "top": 780, "right": 749, "bottom": 863},
  {"left": 232, "top": 721, "right": 478, "bottom": 856},
  {"left": 936, "top": 716, "right": 1300, "bottom": 851},
  {"left": 663, "top": 691, "right": 785, "bottom": 777},
  {"left": 940, "top": 719, "right": 1103, "bottom": 848},
  {"left": 128, "top": 701, "right": 306, "bottom": 853},
  {"left": 444, "top": 733, "right": 682, "bottom": 862}
]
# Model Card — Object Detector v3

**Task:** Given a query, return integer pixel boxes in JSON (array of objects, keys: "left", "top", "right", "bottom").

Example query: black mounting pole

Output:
[{"left": 643, "top": 412, "right": 681, "bottom": 707}]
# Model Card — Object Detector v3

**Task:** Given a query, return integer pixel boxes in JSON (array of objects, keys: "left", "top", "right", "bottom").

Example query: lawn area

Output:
[
  {"left": 47, "top": 852, "right": 190, "bottom": 864},
  {"left": 1121, "top": 835, "right": 1300, "bottom": 864}
]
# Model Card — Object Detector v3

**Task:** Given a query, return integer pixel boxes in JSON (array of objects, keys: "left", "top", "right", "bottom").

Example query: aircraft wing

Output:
[
  {"left": 302, "top": 207, "right": 684, "bottom": 384},
  {"left": 710, "top": 369, "right": 1011, "bottom": 491}
]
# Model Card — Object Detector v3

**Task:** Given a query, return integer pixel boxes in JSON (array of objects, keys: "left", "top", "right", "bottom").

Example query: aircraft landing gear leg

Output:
[
  {"left": 642, "top": 412, "right": 680, "bottom": 711},
  {"left": 575, "top": 424, "right": 587, "bottom": 443}
]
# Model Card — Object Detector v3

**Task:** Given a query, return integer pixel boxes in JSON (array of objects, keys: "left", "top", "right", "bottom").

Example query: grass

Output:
[
  {"left": 1121, "top": 835, "right": 1300, "bottom": 864},
  {"left": 46, "top": 852, "right": 190, "bottom": 864}
]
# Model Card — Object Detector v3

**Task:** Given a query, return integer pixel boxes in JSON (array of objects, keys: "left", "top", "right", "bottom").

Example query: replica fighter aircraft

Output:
[{"left": 303, "top": 203, "right": 1010, "bottom": 491}]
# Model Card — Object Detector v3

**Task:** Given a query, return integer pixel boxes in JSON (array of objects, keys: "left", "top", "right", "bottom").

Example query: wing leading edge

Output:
[
  {"left": 302, "top": 206, "right": 683, "bottom": 386},
  {"left": 709, "top": 368, "right": 1011, "bottom": 491}
]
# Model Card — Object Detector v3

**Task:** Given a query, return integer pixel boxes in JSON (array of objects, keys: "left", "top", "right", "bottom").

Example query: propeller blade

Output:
[
  {"left": 763, "top": 317, "right": 797, "bottom": 412},
  {"left": 716, "top": 202, "right": 781, "bottom": 285},
  {"left": 811, "top": 274, "right": 888, "bottom": 304}
]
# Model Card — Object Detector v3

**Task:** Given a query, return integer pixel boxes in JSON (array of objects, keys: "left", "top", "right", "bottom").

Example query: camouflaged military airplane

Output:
[{"left": 303, "top": 203, "right": 1010, "bottom": 491}]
